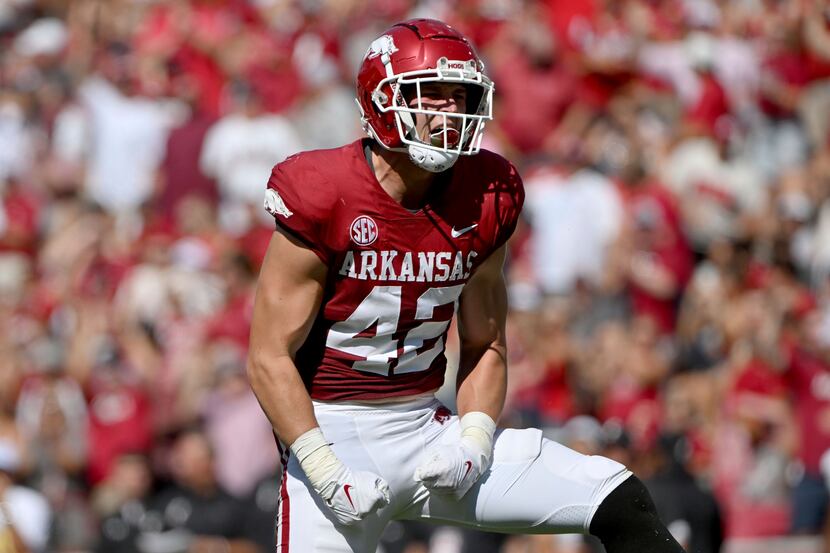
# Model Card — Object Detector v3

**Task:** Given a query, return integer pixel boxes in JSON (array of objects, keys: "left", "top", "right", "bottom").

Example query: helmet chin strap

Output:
[
  {"left": 407, "top": 143, "right": 459, "bottom": 173},
  {"left": 393, "top": 107, "right": 461, "bottom": 172},
  {"left": 402, "top": 116, "right": 460, "bottom": 173}
]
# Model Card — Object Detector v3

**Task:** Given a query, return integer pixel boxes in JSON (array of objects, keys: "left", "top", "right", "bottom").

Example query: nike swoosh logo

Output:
[
  {"left": 451, "top": 224, "right": 478, "bottom": 238},
  {"left": 462, "top": 460, "right": 473, "bottom": 480},
  {"left": 343, "top": 484, "right": 355, "bottom": 510}
]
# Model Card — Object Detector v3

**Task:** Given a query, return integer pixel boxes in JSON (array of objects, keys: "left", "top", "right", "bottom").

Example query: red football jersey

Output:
[{"left": 264, "top": 139, "right": 524, "bottom": 400}]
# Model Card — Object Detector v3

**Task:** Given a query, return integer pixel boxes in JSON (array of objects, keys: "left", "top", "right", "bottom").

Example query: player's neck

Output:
[{"left": 369, "top": 142, "right": 438, "bottom": 211}]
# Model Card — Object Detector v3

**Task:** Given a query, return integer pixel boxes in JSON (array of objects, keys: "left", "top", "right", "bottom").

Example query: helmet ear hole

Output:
[{"left": 363, "top": 90, "right": 387, "bottom": 126}]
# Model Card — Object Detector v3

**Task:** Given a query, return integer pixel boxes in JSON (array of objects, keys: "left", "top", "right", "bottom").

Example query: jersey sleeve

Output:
[
  {"left": 265, "top": 155, "right": 332, "bottom": 263},
  {"left": 494, "top": 159, "right": 525, "bottom": 249}
]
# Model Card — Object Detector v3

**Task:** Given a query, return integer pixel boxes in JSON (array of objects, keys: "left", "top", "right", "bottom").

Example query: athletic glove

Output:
[
  {"left": 290, "top": 427, "right": 391, "bottom": 525},
  {"left": 414, "top": 411, "right": 496, "bottom": 500}
]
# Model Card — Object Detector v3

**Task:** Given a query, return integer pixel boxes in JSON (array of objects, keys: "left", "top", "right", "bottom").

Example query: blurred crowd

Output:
[{"left": 2, "top": 0, "right": 830, "bottom": 552}]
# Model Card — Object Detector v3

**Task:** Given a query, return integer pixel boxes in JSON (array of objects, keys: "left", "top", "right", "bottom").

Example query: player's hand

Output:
[
  {"left": 414, "top": 441, "right": 488, "bottom": 500},
  {"left": 414, "top": 411, "right": 496, "bottom": 500},
  {"left": 315, "top": 464, "right": 391, "bottom": 526},
  {"left": 290, "top": 427, "right": 390, "bottom": 526}
]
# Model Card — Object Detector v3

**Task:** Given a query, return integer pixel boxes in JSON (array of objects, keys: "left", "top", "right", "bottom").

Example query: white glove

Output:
[
  {"left": 315, "top": 464, "right": 391, "bottom": 525},
  {"left": 414, "top": 411, "right": 496, "bottom": 500},
  {"left": 291, "top": 428, "right": 390, "bottom": 525}
]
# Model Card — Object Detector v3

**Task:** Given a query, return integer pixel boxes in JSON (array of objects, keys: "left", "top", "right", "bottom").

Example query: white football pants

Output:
[{"left": 274, "top": 396, "right": 631, "bottom": 552}]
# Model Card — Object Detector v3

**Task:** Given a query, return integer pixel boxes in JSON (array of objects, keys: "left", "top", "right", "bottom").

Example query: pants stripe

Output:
[{"left": 275, "top": 440, "right": 291, "bottom": 552}]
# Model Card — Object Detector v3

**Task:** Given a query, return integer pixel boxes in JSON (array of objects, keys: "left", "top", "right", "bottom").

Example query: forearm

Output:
[
  {"left": 247, "top": 353, "right": 319, "bottom": 447},
  {"left": 456, "top": 246, "right": 509, "bottom": 423},
  {"left": 248, "top": 353, "right": 348, "bottom": 493},
  {"left": 456, "top": 344, "right": 507, "bottom": 422},
  {"left": 454, "top": 346, "right": 504, "bottom": 472},
  {"left": 247, "top": 351, "right": 390, "bottom": 522}
]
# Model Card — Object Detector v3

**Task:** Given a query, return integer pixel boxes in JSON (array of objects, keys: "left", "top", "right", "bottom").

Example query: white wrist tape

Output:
[
  {"left": 289, "top": 427, "right": 344, "bottom": 491},
  {"left": 460, "top": 411, "right": 496, "bottom": 461}
]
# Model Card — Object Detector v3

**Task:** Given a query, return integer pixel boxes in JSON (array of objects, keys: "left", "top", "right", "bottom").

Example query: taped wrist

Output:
[
  {"left": 290, "top": 427, "right": 344, "bottom": 493},
  {"left": 460, "top": 411, "right": 496, "bottom": 464}
]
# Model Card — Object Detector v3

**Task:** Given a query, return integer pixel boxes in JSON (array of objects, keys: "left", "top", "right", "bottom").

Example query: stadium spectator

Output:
[
  {"left": 641, "top": 433, "right": 724, "bottom": 553},
  {"left": 15, "top": 337, "right": 93, "bottom": 550},
  {"left": 77, "top": 41, "right": 181, "bottom": 214},
  {"left": 199, "top": 79, "right": 303, "bottom": 235},
  {"left": 155, "top": 71, "right": 220, "bottom": 222},
  {"left": 92, "top": 452, "right": 154, "bottom": 553},
  {"left": 782, "top": 302, "right": 830, "bottom": 534},
  {"left": 148, "top": 429, "right": 259, "bottom": 553},
  {"left": 521, "top": 156, "right": 623, "bottom": 296},
  {"left": 200, "top": 341, "right": 278, "bottom": 498},
  {"left": 0, "top": 438, "right": 51, "bottom": 553}
]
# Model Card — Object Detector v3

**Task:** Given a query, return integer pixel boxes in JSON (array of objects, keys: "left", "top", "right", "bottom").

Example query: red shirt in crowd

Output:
[
  {"left": 622, "top": 182, "right": 693, "bottom": 334},
  {"left": 157, "top": 111, "right": 220, "bottom": 220},
  {"left": 86, "top": 373, "right": 153, "bottom": 484},
  {"left": 786, "top": 346, "right": 830, "bottom": 475},
  {"left": 685, "top": 72, "right": 730, "bottom": 139},
  {"left": 205, "top": 290, "right": 254, "bottom": 350},
  {"left": 511, "top": 360, "right": 576, "bottom": 425},
  {"left": 492, "top": 54, "right": 578, "bottom": 154},
  {"left": 0, "top": 185, "right": 40, "bottom": 258},
  {"left": 760, "top": 47, "right": 812, "bottom": 118},
  {"left": 628, "top": 243, "right": 694, "bottom": 334}
]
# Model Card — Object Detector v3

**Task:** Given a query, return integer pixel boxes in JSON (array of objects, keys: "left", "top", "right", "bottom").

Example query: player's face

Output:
[{"left": 408, "top": 82, "right": 468, "bottom": 149}]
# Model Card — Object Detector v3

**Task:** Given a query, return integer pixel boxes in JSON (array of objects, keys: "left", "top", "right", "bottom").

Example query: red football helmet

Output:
[{"left": 356, "top": 19, "right": 494, "bottom": 172}]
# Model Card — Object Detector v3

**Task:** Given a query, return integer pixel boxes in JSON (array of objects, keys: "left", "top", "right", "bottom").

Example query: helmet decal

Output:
[{"left": 366, "top": 35, "right": 398, "bottom": 61}]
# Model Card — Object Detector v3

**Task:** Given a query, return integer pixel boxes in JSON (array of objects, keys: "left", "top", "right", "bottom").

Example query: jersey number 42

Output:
[{"left": 325, "top": 285, "right": 464, "bottom": 375}]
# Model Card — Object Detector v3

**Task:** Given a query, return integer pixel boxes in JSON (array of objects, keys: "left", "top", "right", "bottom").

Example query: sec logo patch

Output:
[{"left": 350, "top": 216, "right": 378, "bottom": 246}]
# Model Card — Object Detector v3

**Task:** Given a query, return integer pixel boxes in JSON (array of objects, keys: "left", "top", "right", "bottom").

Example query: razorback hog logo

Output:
[
  {"left": 264, "top": 189, "right": 293, "bottom": 219},
  {"left": 366, "top": 35, "right": 398, "bottom": 60},
  {"left": 433, "top": 406, "right": 452, "bottom": 425}
]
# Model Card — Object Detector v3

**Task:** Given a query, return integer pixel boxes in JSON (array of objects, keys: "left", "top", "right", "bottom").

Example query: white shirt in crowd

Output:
[
  {"left": 524, "top": 167, "right": 623, "bottom": 294},
  {"left": 200, "top": 112, "right": 303, "bottom": 206},
  {"left": 0, "top": 99, "right": 34, "bottom": 187},
  {"left": 78, "top": 76, "right": 180, "bottom": 213},
  {"left": 661, "top": 137, "right": 765, "bottom": 245},
  {"left": 637, "top": 33, "right": 760, "bottom": 112}
]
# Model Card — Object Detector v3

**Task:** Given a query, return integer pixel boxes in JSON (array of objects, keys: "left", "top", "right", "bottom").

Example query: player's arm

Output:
[
  {"left": 455, "top": 243, "right": 509, "bottom": 421},
  {"left": 247, "top": 227, "right": 326, "bottom": 446},
  {"left": 414, "top": 245, "right": 508, "bottom": 499},
  {"left": 247, "top": 228, "right": 390, "bottom": 525}
]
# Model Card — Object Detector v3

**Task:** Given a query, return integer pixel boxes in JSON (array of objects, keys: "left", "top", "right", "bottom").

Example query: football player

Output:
[{"left": 248, "top": 18, "right": 685, "bottom": 553}]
